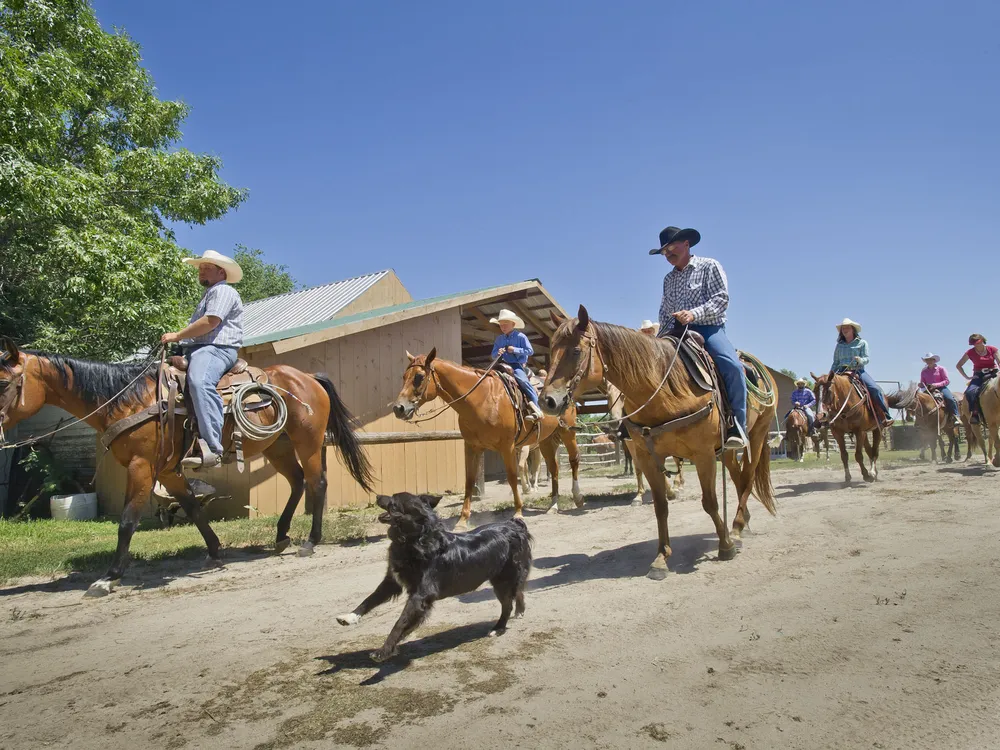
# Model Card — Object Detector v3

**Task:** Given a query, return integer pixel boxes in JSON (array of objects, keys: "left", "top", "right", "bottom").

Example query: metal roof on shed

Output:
[{"left": 242, "top": 270, "right": 389, "bottom": 342}]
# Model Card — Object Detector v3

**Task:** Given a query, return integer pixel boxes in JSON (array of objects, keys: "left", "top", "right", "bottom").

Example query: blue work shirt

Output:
[{"left": 492, "top": 331, "right": 533, "bottom": 366}]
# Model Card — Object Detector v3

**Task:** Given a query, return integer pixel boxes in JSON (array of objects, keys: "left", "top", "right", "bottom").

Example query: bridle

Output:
[
  {"left": 402, "top": 352, "right": 504, "bottom": 424},
  {"left": 0, "top": 356, "right": 29, "bottom": 439},
  {"left": 818, "top": 371, "right": 864, "bottom": 426}
]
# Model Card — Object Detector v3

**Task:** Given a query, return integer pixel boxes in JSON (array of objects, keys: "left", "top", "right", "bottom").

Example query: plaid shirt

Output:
[
  {"left": 832, "top": 337, "right": 869, "bottom": 371},
  {"left": 790, "top": 387, "right": 815, "bottom": 408},
  {"left": 657, "top": 255, "right": 729, "bottom": 333},
  {"left": 182, "top": 281, "right": 244, "bottom": 348}
]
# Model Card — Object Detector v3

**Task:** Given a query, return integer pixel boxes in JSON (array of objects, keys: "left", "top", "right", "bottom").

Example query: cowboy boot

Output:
[
  {"left": 526, "top": 401, "right": 543, "bottom": 422},
  {"left": 181, "top": 439, "right": 221, "bottom": 470}
]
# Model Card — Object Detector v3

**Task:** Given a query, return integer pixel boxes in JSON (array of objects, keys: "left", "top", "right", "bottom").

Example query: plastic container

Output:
[{"left": 50, "top": 492, "right": 98, "bottom": 521}]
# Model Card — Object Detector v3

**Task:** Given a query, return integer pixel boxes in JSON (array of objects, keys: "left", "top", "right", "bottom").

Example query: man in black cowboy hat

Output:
[{"left": 651, "top": 226, "right": 748, "bottom": 450}]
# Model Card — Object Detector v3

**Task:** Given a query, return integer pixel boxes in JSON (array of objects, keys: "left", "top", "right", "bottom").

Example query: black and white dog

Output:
[{"left": 337, "top": 492, "right": 533, "bottom": 662}]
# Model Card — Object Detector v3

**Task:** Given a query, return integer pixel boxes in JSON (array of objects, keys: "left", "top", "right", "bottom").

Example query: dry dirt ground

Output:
[{"left": 3, "top": 459, "right": 1000, "bottom": 750}]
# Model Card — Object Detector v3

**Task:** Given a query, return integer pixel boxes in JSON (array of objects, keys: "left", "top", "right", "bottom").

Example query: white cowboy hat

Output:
[
  {"left": 183, "top": 250, "right": 243, "bottom": 284},
  {"left": 921, "top": 352, "right": 940, "bottom": 363},
  {"left": 794, "top": 378, "right": 807, "bottom": 386},
  {"left": 835, "top": 318, "right": 861, "bottom": 333},
  {"left": 489, "top": 309, "right": 525, "bottom": 329},
  {"left": 639, "top": 319, "right": 658, "bottom": 331}
]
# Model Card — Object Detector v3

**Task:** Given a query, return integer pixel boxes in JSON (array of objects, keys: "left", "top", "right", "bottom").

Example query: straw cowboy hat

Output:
[
  {"left": 183, "top": 250, "right": 243, "bottom": 284},
  {"left": 489, "top": 309, "right": 525, "bottom": 329},
  {"left": 795, "top": 378, "right": 807, "bottom": 386},
  {"left": 835, "top": 318, "right": 862, "bottom": 334},
  {"left": 649, "top": 226, "right": 701, "bottom": 255},
  {"left": 921, "top": 352, "right": 940, "bottom": 364},
  {"left": 639, "top": 319, "right": 658, "bottom": 332}
]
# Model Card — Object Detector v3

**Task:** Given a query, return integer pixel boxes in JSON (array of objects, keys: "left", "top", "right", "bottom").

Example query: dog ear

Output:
[{"left": 419, "top": 494, "right": 442, "bottom": 509}]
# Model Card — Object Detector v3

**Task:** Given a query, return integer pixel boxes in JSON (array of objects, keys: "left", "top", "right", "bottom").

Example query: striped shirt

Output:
[
  {"left": 657, "top": 255, "right": 730, "bottom": 333},
  {"left": 182, "top": 281, "right": 244, "bottom": 348},
  {"left": 832, "top": 337, "right": 869, "bottom": 371},
  {"left": 790, "top": 388, "right": 816, "bottom": 407},
  {"left": 492, "top": 330, "right": 533, "bottom": 366}
]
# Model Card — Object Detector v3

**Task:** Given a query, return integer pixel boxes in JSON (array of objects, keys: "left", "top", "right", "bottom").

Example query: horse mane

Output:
[
  {"left": 21, "top": 351, "right": 156, "bottom": 413},
  {"left": 590, "top": 322, "right": 691, "bottom": 396},
  {"left": 886, "top": 381, "right": 919, "bottom": 410}
]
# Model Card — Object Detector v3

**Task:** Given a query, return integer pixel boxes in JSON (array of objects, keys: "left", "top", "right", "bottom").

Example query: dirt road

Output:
[{"left": 2, "top": 460, "right": 999, "bottom": 750}]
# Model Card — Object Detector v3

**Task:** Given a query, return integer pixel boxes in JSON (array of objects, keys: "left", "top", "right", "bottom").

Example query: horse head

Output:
[
  {"left": 540, "top": 305, "right": 602, "bottom": 415},
  {"left": 393, "top": 348, "right": 438, "bottom": 421}
]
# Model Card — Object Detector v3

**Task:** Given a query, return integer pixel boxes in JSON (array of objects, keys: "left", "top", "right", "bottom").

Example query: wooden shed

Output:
[{"left": 95, "top": 273, "right": 569, "bottom": 518}]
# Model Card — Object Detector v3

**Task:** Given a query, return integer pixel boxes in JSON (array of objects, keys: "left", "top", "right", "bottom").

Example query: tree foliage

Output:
[
  {"left": 233, "top": 245, "right": 298, "bottom": 304},
  {"left": 0, "top": 0, "right": 247, "bottom": 360}
]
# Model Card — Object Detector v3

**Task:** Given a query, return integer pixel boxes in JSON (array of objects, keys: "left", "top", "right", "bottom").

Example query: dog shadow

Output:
[{"left": 315, "top": 622, "right": 491, "bottom": 685}]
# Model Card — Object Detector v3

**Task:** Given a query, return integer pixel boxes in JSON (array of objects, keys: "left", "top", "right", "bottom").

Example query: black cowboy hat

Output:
[{"left": 649, "top": 226, "right": 701, "bottom": 255}]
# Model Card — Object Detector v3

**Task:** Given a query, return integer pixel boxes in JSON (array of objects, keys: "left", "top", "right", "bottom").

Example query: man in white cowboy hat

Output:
[
  {"left": 490, "top": 309, "right": 544, "bottom": 421},
  {"left": 919, "top": 352, "right": 959, "bottom": 419},
  {"left": 652, "top": 225, "right": 748, "bottom": 449},
  {"left": 788, "top": 377, "right": 818, "bottom": 436},
  {"left": 830, "top": 318, "right": 893, "bottom": 427},
  {"left": 639, "top": 320, "right": 658, "bottom": 337},
  {"left": 161, "top": 250, "right": 245, "bottom": 468}
]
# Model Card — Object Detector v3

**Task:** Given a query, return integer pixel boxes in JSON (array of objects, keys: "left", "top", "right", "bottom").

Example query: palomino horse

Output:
[
  {"left": 957, "top": 393, "right": 990, "bottom": 463},
  {"left": 977, "top": 375, "right": 1000, "bottom": 468},
  {"left": 607, "top": 382, "right": 684, "bottom": 506},
  {"left": 784, "top": 408, "right": 809, "bottom": 462},
  {"left": 886, "top": 385, "right": 960, "bottom": 463},
  {"left": 811, "top": 371, "right": 882, "bottom": 484},
  {"left": 0, "top": 338, "right": 374, "bottom": 597},
  {"left": 392, "top": 348, "right": 582, "bottom": 529},
  {"left": 540, "top": 307, "right": 777, "bottom": 580}
]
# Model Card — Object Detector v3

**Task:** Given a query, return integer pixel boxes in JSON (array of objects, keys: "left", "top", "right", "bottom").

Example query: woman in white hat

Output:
[
  {"left": 639, "top": 320, "right": 659, "bottom": 337},
  {"left": 919, "top": 353, "right": 958, "bottom": 419},
  {"left": 830, "top": 318, "right": 893, "bottom": 427},
  {"left": 160, "top": 250, "right": 245, "bottom": 468},
  {"left": 490, "top": 309, "right": 543, "bottom": 421}
]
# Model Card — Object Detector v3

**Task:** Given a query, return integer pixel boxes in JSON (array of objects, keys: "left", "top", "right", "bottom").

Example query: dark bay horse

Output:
[
  {"left": 540, "top": 307, "right": 777, "bottom": 580},
  {"left": 811, "top": 371, "right": 881, "bottom": 484},
  {"left": 0, "top": 338, "right": 373, "bottom": 596},
  {"left": 392, "top": 348, "right": 582, "bottom": 529}
]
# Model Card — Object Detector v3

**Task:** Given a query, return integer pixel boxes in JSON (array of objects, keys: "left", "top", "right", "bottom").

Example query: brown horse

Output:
[
  {"left": 886, "top": 386, "right": 960, "bottom": 463},
  {"left": 784, "top": 409, "right": 809, "bottom": 462},
  {"left": 392, "top": 348, "right": 581, "bottom": 529},
  {"left": 811, "top": 371, "right": 882, "bottom": 484},
  {"left": 978, "top": 375, "right": 1000, "bottom": 468},
  {"left": 0, "top": 338, "right": 374, "bottom": 597},
  {"left": 540, "top": 307, "right": 777, "bottom": 580},
  {"left": 957, "top": 392, "right": 990, "bottom": 463}
]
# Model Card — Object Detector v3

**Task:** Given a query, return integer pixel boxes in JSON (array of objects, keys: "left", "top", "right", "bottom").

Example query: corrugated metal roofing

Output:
[{"left": 243, "top": 270, "right": 389, "bottom": 342}]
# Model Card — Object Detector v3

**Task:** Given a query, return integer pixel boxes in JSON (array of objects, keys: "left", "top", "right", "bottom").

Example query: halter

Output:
[
  {"left": 403, "top": 353, "right": 504, "bottom": 424},
  {"left": 0, "top": 355, "right": 30, "bottom": 439},
  {"left": 819, "top": 372, "right": 865, "bottom": 426}
]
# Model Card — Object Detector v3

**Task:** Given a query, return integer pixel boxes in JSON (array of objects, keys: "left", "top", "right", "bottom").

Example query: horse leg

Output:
[
  {"left": 675, "top": 458, "right": 684, "bottom": 487},
  {"left": 857, "top": 431, "right": 874, "bottom": 482},
  {"left": 456, "top": 444, "right": 481, "bottom": 531},
  {"left": 633, "top": 448, "right": 673, "bottom": 579},
  {"left": 696, "top": 452, "right": 736, "bottom": 561},
  {"left": 501, "top": 447, "right": 524, "bottom": 518},
  {"left": 517, "top": 446, "right": 531, "bottom": 495},
  {"left": 264, "top": 434, "right": 305, "bottom": 554},
  {"left": 631, "top": 448, "right": 646, "bottom": 507},
  {"left": 296, "top": 444, "right": 328, "bottom": 557},
  {"left": 834, "top": 430, "right": 851, "bottom": 484},
  {"left": 155, "top": 471, "right": 222, "bottom": 564},
  {"left": 539, "top": 438, "right": 560, "bottom": 507},
  {"left": 864, "top": 428, "right": 881, "bottom": 481},
  {"left": 563, "top": 429, "right": 583, "bottom": 507}
]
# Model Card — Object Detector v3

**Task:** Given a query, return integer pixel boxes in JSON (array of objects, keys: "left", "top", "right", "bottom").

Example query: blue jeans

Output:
[
  {"left": 510, "top": 364, "right": 539, "bottom": 405},
  {"left": 690, "top": 324, "right": 747, "bottom": 434},
  {"left": 185, "top": 345, "right": 239, "bottom": 453},
  {"left": 855, "top": 368, "right": 891, "bottom": 417},
  {"left": 965, "top": 374, "right": 990, "bottom": 419},
  {"left": 934, "top": 386, "right": 959, "bottom": 418}
]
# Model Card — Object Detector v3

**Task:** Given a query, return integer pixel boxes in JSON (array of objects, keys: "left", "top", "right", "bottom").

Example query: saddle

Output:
[
  {"left": 166, "top": 355, "right": 269, "bottom": 400},
  {"left": 489, "top": 363, "right": 538, "bottom": 440}
]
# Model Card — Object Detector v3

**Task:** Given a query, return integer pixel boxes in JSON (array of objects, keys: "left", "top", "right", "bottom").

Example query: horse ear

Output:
[
  {"left": 550, "top": 310, "right": 566, "bottom": 327},
  {"left": 576, "top": 305, "right": 590, "bottom": 332},
  {"left": 0, "top": 336, "right": 18, "bottom": 363},
  {"left": 405, "top": 351, "right": 415, "bottom": 363},
  {"left": 809, "top": 371, "right": 819, "bottom": 382},
  {"left": 425, "top": 348, "right": 437, "bottom": 368}
]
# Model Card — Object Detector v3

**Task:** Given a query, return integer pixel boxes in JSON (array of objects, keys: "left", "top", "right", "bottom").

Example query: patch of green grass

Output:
[{"left": 0, "top": 509, "right": 380, "bottom": 584}]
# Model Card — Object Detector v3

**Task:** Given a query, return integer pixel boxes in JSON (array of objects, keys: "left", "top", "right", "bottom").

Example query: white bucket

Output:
[{"left": 50, "top": 493, "right": 98, "bottom": 521}]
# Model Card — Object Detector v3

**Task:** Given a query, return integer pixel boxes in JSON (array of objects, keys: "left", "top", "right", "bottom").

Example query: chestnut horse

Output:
[
  {"left": 977, "top": 375, "right": 1000, "bottom": 468},
  {"left": 392, "top": 348, "right": 581, "bottom": 529},
  {"left": 886, "top": 385, "right": 960, "bottom": 463},
  {"left": 784, "top": 408, "right": 809, "bottom": 462},
  {"left": 0, "top": 338, "right": 373, "bottom": 597},
  {"left": 540, "top": 307, "right": 777, "bottom": 580},
  {"left": 811, "top": 371, "right": 882, "bottom": 484}
]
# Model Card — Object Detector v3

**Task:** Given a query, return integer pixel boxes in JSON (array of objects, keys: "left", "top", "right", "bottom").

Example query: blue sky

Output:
[{"left": 95, "top": 0, "right": 999, "bottom": 386}]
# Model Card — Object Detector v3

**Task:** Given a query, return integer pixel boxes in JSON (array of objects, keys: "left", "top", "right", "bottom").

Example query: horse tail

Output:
[
  {"left": 753, "top": 441, "right": 777, "bottom": 516},
  {"left": 312, "top": 373, "right": 375, "bottom": 493}
]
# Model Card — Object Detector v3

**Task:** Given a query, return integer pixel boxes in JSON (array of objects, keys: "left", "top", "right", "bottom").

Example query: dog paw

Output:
[
  {"left": 369, "top": 648, "right": 394, "bottom": 664},
  {"left": 336, "top": 613, "right": 361, "bottom": 626},
  {"left": 487, "top": 628, "right": 506, "bottom": 638}
]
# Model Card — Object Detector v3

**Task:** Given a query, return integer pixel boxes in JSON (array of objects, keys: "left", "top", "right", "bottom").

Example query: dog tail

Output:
[{"left": 509, "top": 517, "right": 534, "bottom": 568}]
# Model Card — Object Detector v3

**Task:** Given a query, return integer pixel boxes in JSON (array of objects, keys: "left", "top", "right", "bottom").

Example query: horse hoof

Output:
[
  {"left": 731, "top": 527, "right": 742, "bottom": 541},
  {"left": 454, "top": 520, "right": 470, "bottom": 532},
  {"left": 573, "top": 496, "right": 585, "bottom": 509},
  {"left": 275, "top": 537, "right": 291, "bottom": 555},
  {"left": 84, "top": 578, "right": 119, "bottom": 598},
  {"left": 646, "top": 566, "right": 668, "bottom": 581},
  {"left": 864, "top": 475, "right": 875, "bottom": 483},
  {"left": 337, "top": 613, "right": 361, "bottom": 626},
  {"left": 297, "top": 541, "right": 316, "bottom": 557},
  {"left": 630, "top": 496, "right": 643, "bottom": 508},
  {"left": 204, "top": 555, "right": 224, "bottom": 569},
  {"left": 546, "top": 503, "right": 560, "bottom": 515},
  {"left": 718, "top": 544, "right": 737, "bottom": 561},
  {"left": 487, "top": 627, "right": 506, "bottom": 638}
]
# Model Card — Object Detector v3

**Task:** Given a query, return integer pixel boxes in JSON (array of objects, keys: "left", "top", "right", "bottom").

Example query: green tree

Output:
[
  {"left": 779, "top": 368, "right": 797, "bottom": 380},
  {"left": 0, "top": 0, "right": 246, "bottom": 361},
  {"left": 233, "top": 245, "right": 298, "bottom": 304}
]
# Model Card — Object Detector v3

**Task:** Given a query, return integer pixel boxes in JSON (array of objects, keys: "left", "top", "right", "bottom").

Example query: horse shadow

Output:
[
  {"left": 937, "top": 464, "right": 995, "bottom": 477},
  {"left": 775, "top": 480, "right": 858, "bottom": 499},
  {"left": 315, "top": 622, "right": 491, "bottom": 685}
]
